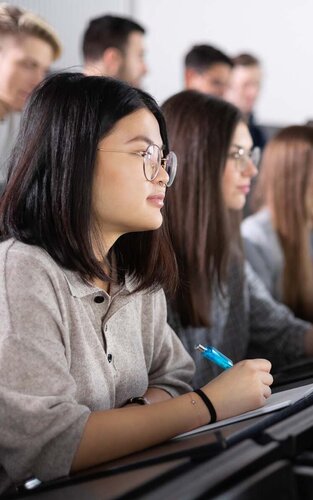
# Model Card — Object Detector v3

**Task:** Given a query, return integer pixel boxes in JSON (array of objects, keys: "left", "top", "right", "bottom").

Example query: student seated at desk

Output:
[
  {"left": 162, "top": 91, "right": 313, "bottom": 388},
  {"left": 0, "top": 73, "right": 273, "bottom": 494},
  {"left": 241, "top": 126, "right": 313, "bottom": 323}
]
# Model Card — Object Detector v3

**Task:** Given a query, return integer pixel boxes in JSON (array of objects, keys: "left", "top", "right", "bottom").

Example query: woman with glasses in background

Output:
[
  {"left": 0, "top": 73, "right": 273, "bottom": 494},
  {"left": 242, "top": 126, "right": 313, "bottom": 323},
  {"left": 162, "top": 91, "right": 313, "bottom": 388}
]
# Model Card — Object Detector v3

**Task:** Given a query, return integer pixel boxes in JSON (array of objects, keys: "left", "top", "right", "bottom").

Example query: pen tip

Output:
[{"left": 194, "top": 344, "right": 206, "bottom": 352}]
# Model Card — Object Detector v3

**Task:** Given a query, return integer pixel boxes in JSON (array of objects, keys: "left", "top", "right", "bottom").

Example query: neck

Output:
[
  {"left": 92, "top": 276, "right": 110, "bottom": 293},
  {"left": 84, "top": 62, "right": 105, "bottom": 77},
  {"left": 0, "top": 99, "right": 13, "bottom": 120}
]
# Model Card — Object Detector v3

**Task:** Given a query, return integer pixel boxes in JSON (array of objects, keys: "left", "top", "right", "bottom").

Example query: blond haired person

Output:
[{"left": 0, "top": 3, "right": 61, "bottom": 193}]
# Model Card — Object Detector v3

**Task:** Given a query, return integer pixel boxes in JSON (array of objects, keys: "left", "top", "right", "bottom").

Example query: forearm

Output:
[
  {"left": 72, "top": 359, "right": 273, "bottom": 473},
  {"left": 144, "top": 387, "right": 173, "bottom": 403},
  {"left": 71, "top": 393, "right": 206, "bottom": 472}
]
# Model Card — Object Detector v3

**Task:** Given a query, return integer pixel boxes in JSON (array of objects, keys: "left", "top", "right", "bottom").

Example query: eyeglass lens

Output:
[
  {"left": 144, "top": 144, "right": 177, "bottom": 187},
  {"left": 233, "top": 147, "right": 261, "bottom": 171}
]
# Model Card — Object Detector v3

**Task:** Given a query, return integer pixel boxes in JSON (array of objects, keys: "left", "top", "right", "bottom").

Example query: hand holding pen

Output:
[{"left": 198, "top": 358, "right": 273, "bottom": 421}]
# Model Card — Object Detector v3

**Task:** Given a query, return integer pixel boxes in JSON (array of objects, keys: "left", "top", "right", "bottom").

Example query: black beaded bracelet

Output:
[{"left": 194, "top": 388, "right": 217, "bottom": 424}]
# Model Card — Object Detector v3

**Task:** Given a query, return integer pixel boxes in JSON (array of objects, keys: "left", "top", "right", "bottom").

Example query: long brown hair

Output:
[
  {"left": 162, "top": 91, "right": 242, "bottom": 327},
  {"left": 253, "top": 125, "right": 313, "bottom": 321}
]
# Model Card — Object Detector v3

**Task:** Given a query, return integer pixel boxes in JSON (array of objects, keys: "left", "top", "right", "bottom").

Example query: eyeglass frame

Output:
[
  {"left": 97, "top": 143, "right": 177, "bottom": 187},
  {"left": 227, "top": 145, "right": 261, "bottom": 173}
]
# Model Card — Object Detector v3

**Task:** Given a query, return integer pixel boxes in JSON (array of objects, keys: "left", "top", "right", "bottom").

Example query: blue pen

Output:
[{"left": 195, "top": 344, "right": 233, "bottom": 370}]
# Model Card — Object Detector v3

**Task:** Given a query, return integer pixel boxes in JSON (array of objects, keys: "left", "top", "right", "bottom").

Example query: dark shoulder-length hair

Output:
[
  {"left": 0, "top": 72, "right": 177, "bottom": 293},
  {"left": 162, "top": 90, "right": 242, "bottom": 326}
]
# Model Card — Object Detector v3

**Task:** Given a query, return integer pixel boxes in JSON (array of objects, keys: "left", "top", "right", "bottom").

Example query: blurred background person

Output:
[
  {"left": 82, "top": 14, "right": 147, "bottom": 88},
  {"left": 225, "top": 53, "right": 266, "bottom": 150},
  {"left": 242, "top": 125, "right": 313, "bottom": 323},
  {"left": 184, "top": 44, "right": 233, "bottom": 98},
  {"left": 162, "top": 90, "right": 313, "bottom": 387},
  {"left": 0, "top": 2, "right": 61, "bottom": 195},
  {"left": 226, "top": 52, "right": 266, "bottom": 217}
]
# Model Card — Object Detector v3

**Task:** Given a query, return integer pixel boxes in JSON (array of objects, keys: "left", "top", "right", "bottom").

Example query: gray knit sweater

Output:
[{"left": 0, "top": 239, "right": 194, "bottom": 493}]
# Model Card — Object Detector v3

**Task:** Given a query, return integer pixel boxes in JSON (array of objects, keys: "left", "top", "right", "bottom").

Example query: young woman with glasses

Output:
[
  {"left": 162, "top": 90, "right": 313, "bottom": 388},
  {"left": 0, "top": 73, "right": 272, "bottom": 493},
  {"left": 242, "top": 125, "right": 313, "bottom": 322}
]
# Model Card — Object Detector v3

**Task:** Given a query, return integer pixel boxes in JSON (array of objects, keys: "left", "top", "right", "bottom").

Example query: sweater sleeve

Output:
[
  {"left": 142, "top": 289, "right": 195, "bottom": 396},
  {"left": 0, "top": 241, "right": 90, "bottom": 485},
  {"left": 246, "top": 262, "right": 311, "bottom": 369}
]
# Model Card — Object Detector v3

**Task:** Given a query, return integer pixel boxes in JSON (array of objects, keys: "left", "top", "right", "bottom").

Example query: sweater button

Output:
[
  {"left": 94, "top": 295, "right": 104, "bottom": 303},
  {"left": 107, "top": 353, "right": 113, "bottom": 363}
]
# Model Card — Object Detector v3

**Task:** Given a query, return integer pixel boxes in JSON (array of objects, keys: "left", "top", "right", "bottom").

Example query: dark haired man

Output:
[
  {"left": 82, "top": 14, "right": 147, "bottom": 88},
  {"left": 225, "top": 53, "right": 267, "bottom": 217},
  {"left": 184, "top": 44, "right": 233, "bottom": 98},
  {"left": 225, "top": 53, "right": 266, "bottom": 150}
]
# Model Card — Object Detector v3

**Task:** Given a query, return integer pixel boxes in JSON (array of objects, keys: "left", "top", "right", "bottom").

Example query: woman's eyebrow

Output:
[
  {"left": 126, "top": 135, "right": 153, "bottom": 145},
  {"left": 126, "top": 135, "right": 164, "bottom": 149},
  {"left": 231, "top": 143, "right": 253, "bottom": 150}
]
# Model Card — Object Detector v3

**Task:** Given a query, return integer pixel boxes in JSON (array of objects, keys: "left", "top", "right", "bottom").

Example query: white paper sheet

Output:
[{"left": 174, "top": 383, "right": 313, "bottom": 440}]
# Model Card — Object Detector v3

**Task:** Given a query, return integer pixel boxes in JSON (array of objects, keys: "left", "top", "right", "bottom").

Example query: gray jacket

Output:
[{"left": 169, "top": 260, "right": 310, "bottom": 388}]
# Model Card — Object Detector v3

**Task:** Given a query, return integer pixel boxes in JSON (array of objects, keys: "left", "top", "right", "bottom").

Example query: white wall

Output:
[
  {"left": 135, "top": 0, "right": 313, "bottom": 126},
  {"left": 5, "top": 0, "right": 134, "bottom": 71},
  {"left": 5, "top": 0, "right": 313, "bottom": 125}
]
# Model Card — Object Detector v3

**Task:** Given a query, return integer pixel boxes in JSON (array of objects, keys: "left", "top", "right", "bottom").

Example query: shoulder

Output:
[
  {"left": 8, "top": 111, "right": 21, "bottom": 128},
  {"left": 0, "top": 239, "right": 68, "bottom": 292},
  {"left": 241, "top": 210, "right": 283, "bottom": 268},
  {"left": 241, "top": 209, "right": 274, "bottom": 244},
  {"left": 241, "top": 207, "right": 272, "bottom": 232},
  {"left": 1, "top": 238, "right": 58, "bottom": 267},
  {"left": 0, "top": 112, "right": 21, "bottom": 143},
  {"left": 138, "top": 286, "right": 167, "bottom": 311}
]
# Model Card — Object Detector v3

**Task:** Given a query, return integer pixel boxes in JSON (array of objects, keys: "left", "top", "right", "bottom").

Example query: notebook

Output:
[{"left": 174, "top": 383, "right": 313, "bottom": 440}]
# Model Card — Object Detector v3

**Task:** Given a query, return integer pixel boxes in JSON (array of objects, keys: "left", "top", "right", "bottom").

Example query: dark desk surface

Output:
[
  {"left": 15, "top": 458, "right": 190, "bottom": 500},
  {"left": 6, "top": 373, "right": 313, "bottom": 500},
  {"left": 5, "top": 415, "right": 274, "bottom": 500},
  {"left": 272, "top": 359, "right": 313, "bottom": 389}
]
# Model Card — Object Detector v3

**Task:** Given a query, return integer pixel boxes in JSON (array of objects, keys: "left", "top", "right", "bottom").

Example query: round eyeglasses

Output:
[
  {"left": 97, "top": 143, "right": 177, "bottom": 187},
  {"left": 228, "top": 146, "right": 261, "bottom": 173}
]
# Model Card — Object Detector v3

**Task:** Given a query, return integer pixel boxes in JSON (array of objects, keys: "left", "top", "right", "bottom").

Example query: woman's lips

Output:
[
  {"left": 147, "top": 194, "right": 165, "bottom": 208},
  {"left": 237, "top": 185, "right": 250, "bottom": 195}
]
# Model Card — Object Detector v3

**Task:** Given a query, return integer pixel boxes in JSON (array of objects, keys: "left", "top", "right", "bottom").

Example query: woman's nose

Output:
[
  {"left": 244, "top": 158, "right": 258, "bottom": 179},
  {"left": 155, "top": 163, "right": 170, "bottom": 186}
]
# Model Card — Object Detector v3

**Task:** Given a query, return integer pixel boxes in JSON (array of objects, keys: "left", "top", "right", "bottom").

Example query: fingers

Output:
[
  {"left": 263, "top": 384, "right": 272, "bottom": 399},
  {"left": 254, "top": 359, "right": 272, "bottom": 373},
  {"left": 261, "top": 371, "right": 274, "bottom": 386},
  {"left": 237, "top": 358, "right": 272, "bottom": 373}
]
